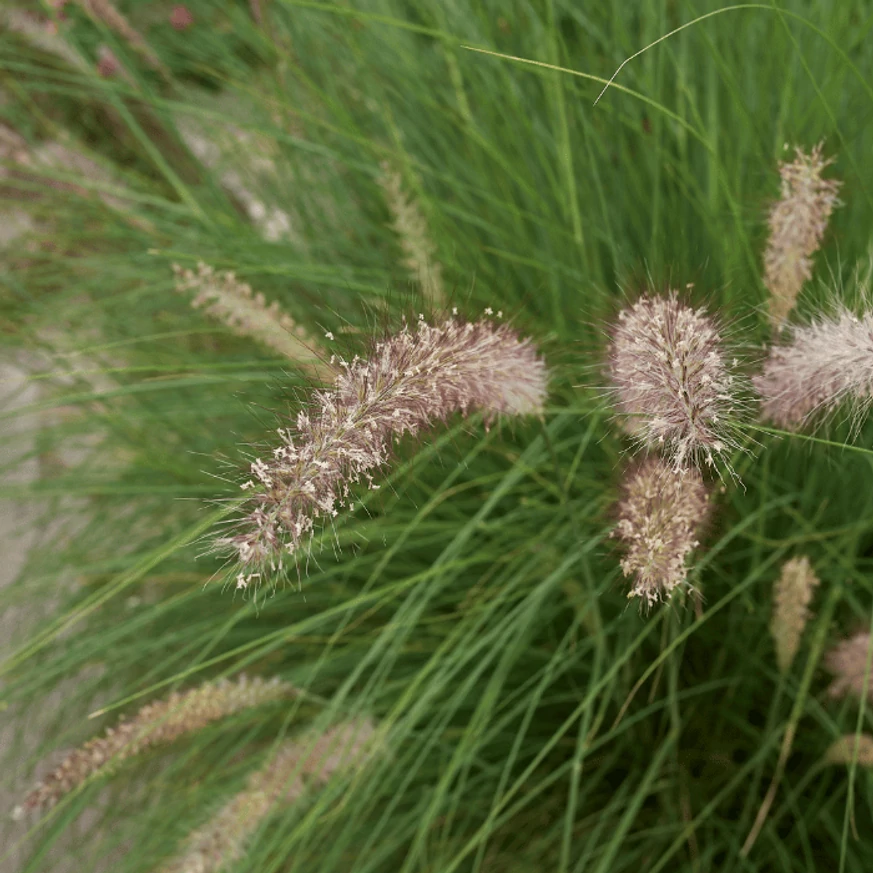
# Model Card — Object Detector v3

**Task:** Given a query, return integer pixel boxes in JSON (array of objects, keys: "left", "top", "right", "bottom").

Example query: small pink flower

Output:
[{"left": 170, "top": 5, "right": 194, "bottom": 31}]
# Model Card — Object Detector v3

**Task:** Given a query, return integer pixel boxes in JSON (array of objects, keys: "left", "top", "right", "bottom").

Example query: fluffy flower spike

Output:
[
  {"left": 607, "top": 292, "right": 744, "bottom": 470},
  {"left": 379, "top": 161, "right": 445, "bottom": 310},
  {"left": 754, "top": 304, "right": 873, "bottom": 430},
  {"left": 612, "top": 456, "right": 711, "bottom": 607},
  {"left": 19, "top": 676, "right": 297, "bottom": 815},
  {"left": 824, "top": 734, "right": 873, "bottom": 768},
  {"left": 769, "top": 556, "right": 819, "bottom": 674},
  {"left": 173, "top": 262, "right": 331, "bottom": 379},
  {"left": 158, "top": 717, "right": 378, "bottom": 873},
  {"left": 764, "top": 143, "right": 842, "bottom": 327},
  {"left": 825, "top": 631, "right": 873, "bottom": 702},
  {"left": 222, "top": 313, "right": 548, "bottom": 583}
]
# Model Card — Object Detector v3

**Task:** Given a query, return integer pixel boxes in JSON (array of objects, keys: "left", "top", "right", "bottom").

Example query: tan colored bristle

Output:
[
  {"left": 173, "top": 262, "right": 332, "bottom": 379},
  {"left": 21, "top": 676, "right": 297, "bottom": 813},
  {"left": 769, "top": 556, "right": 819, "bottom": 673},
  {"left": 763, "top": 144, "right": 841, "bottom": 326},
  {"left": 158, "top": 718, "right": 379, "bottom": 873},
  {"left": 612, "top": 456, "right": 711, "bottom": 607},
  {"left": 379, "top": 161, "right": 445, "bottom": 310}
]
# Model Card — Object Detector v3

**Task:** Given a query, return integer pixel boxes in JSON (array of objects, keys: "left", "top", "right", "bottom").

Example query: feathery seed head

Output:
[
  {"left": 825, "top": 631, "right": 873, "bottom": 701},
  {"left": 173, "top": 262, "right": 331, "bottom": 379},
  {"left": 612, "top": 456, "right": 711, "bottom": 607},
  {"left": 607, "top": 292, "right": 743, "bottom": 470},
  {"left": 824, "top": 734, "right": 873, "bottom": 768},
  {"left": 158, "top": 717, "right": 378, "bottom": 873},
  {"left": 764, "top": 144, "right": 842, "bottom": 326},
  {"left": 221, "top": 314, "right": 548, "bottom": 585},
  {"left": 754, "top": 304, "right": 873, "bottom": 430},
  {"left": 21, "top": 676, "right": 297, "bottom": 813},
  {"left": 769, "top": 556, "right": 820, "bottom": 674},
  {"left": 379, "top": 161, "right": 444, "bottom": 310}
]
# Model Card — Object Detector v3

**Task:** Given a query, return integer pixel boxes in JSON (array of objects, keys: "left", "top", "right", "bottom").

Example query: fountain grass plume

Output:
[
  {"left": 607, "top": 291, "right": 746, "bottom": 472},
  {"left": 764, "top": 143, "right": 841, "bottom": 327},
  {"left": 612, "top": 455, "right": 712, "bottom": 607},
  {"left": 219, "top": 312, "right": 548, "bottom": 589},
  {"left": 78, "top": 0, "right": 167, "bottom": 73},
  {"left": 172, "top": 262, "right": 331, "bottom": 379},
  {"left": 754, "top": 303, "right": 873, "bottom": 431},
  {"left": 824, "top": 734, "right": 873, "bottom": 768},
  {"left": 769, "top": 556, "right": 819, "bottom": 674},
  {"left": 18, "top": 676, "right": 297, "bottom": 816},
  {"left": 379, "top": 161, "right": 445, "bottom": 310},
  {"left": 825, "top": 631, "right": 873, "bottom": 702},
  {"left": 158, "top": 717, "right": 378, "bottom": 873}
]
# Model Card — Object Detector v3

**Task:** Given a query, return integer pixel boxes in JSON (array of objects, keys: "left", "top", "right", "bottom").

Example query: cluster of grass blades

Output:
[{"left": 3, "top": 1, "right": 873, "bottom": 871}]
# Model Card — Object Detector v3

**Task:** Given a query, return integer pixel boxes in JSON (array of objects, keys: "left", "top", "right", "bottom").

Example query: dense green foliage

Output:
[{"left": 3, "top": 1, "right": 873, "bottom": 871}]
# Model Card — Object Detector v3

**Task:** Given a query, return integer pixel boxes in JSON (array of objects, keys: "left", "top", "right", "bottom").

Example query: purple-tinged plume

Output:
[
  {"left": 158, "top": 718, "right": 378, "bottom": 873},
  {"left": 612, "top": 456, "right": 711, "bottom": 607},
  {"left": 607, "top": 292, "right": 743, "bottom": 470},
  {"left": 18, "top": 676, "right": 296, "bottom": 815},
  {"left": 825, "top": 631, "right": 873, "bottom": 702},
  {"left": 754, "top": 305, "right": 873, "bottom": 430},
  {"left": 764, "top": 144, "right": 841, "bottom": 327},
  {"left": 222, "top": 314, "right": 548, "bottom": 586}
]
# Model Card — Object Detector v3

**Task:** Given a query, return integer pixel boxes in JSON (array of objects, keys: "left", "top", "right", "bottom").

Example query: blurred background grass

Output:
[{"left": 2, "top": 1, "right": 873, "bottom": 871}]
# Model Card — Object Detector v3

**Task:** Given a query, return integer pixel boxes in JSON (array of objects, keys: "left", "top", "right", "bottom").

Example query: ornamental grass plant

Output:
[{"left": 3, "top": 2, "right": 873, "bottom": 872}]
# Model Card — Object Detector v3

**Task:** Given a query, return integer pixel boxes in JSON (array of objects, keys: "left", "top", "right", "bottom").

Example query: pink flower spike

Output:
[
  {"left": 607, "top": 292, "right": 744, "bottom": 471},
  {"left": 825, "top": 631, "right": 873, "bottom": 702},
  {"left": 221, "top": 315, "right": 548, "bottom": 584},
  {"left": 754, "top": 304, "right": 873, "bottom": 430},
  {"left": 764, "top": 144, "right": 842, "bottom": 327},
  {"left": 612, "top": 456, "right": 711, "bottom": 607}
]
